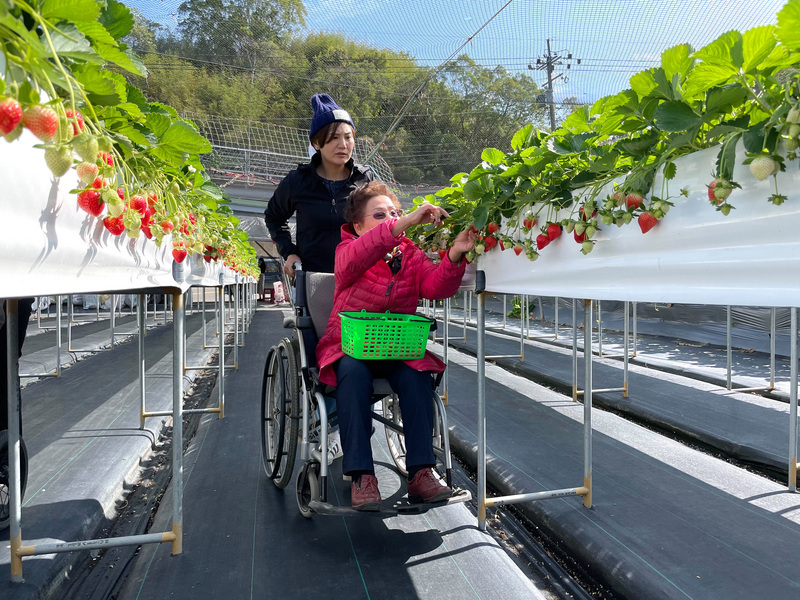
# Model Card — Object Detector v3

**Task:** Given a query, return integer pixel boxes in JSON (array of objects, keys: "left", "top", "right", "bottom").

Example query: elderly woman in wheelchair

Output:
[
  {"left": 314, "top": 182, "right": 476, "bottom": 510},
  {"left": 261, "top": 181, "right": 475, "bottom": 516}
]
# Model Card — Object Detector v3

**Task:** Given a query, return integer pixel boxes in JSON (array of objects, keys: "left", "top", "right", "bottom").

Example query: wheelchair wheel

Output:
[
  {"left": 0, "top": 430, "right": 28, "bottom": 530},
  {"left": 382, "top": 394, "right": 408, "bottom": 476},
  {"left": 295, "top": 461, "right": 320, "bottom": 519},
  {"left": 260, "top": 338, "right": 300, "bottom": 489}
]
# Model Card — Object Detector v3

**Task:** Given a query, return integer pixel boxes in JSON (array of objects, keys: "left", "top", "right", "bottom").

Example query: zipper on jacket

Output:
[{"left": 385, "top": 280, "right": 395, "bottom": 296}]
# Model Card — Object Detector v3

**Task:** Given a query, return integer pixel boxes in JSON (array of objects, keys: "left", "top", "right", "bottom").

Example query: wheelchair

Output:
[{"left": 260, "top": 265, "right": 470, "bottom": 518}]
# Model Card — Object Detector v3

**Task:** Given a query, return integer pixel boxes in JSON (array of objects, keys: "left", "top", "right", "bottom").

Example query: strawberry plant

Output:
[
  {"left": 405, "top": 0, "right": 800, "bottom": 263},
  {"left": 0, "top": 0, "right": 257, "bottom": 276}
]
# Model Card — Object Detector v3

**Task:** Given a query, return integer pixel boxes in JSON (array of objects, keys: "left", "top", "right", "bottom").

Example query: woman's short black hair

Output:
[
  {"left": 310, "top": 121, "right": 354, "bottom": 150},
  {"left": 345, "top": 181, "right": 400, "bottom": 224}
]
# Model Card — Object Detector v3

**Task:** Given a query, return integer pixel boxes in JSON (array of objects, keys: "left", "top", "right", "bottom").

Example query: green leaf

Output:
[
  {"left": 630, "top": 70, "right": 657, "bottom": 99},
  {"left": 716, "top": 133, "right": 741, "bottom": 180},
  {"left": 146, "top": 113, "right": 171, "bottom": 138},
  {"left": 72, "top": 64, "right": 125, "bottom": 104},
  {"left": 705, "top": 84, "right": 748, "bottom": 115},
  {"left": 742, "top": 126, "right": 765, "bottom": 153},
  {"left": 742, "top": 25, "right": 777, "bottom": 73},
  {"left": 462, "top": 179, "right": 485, "bottom": 202},
  {"left": 653, "top": 101, "right": 703, "bottom": 132},
  {"left": 149, "top": 145, "right": 188, "bottom": 167},
  {"left": 161, "top": 121, "right": 212, "bottom": 154},
  {"left": 48, "top": 22, "right": 98, "bottom": 61},
  {"left": 481, "top": 148, "right": 505, "bottom": 165},
  {"left": 109, "top": 122, "right": 152, "bottom": 147},
  {"left": 126, "top": 85, "right": 149, "bottom": 111},
  {"left": 694, "top": 30, "right": 743, "bottom": 68},
  {"left": 563, "top": 106, "right": 591, "bottom": 133},
  {"left": 93, "top": 41, "right": 145, "bottom": 75},
  {"left": 510, "top": 124, "right": 536, "bottom": 151},
  {"left": 472, "top": 205, "right": 489, "bottom": 230},
  {"left": 73, "top": 20, "right": 118, "bottom": 46},
  {"left": 41, "top": 0, "right": 100, "bottom": 22},
  {"left": 777, "top": 0, "right": 800, "bottom": 52},
  {"left": 663, "top": 161, "right": 677, "bottom": 181},
  {"left": 617, "top": 128, "right": 661, "bottom": 156},
  {"left": 683, "top": 63, "right": 738, "bottom": 100},
  {"left": 661, "top": 44, "right": 694, "bottom": 83},
  {"left": 199, "top": 182, "right": 226, "bottom": 201},
  {"left": 99, "top": 0, "right": 134, "bottom": 41},
  {"left": 707, "top": 115, "right": 750, "bottom": 138}
]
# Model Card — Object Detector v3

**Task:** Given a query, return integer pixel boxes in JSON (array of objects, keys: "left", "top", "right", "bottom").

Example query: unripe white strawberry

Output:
[
  {"left": 44, "top": 145, "right": 73, "bottom": 177},
  {"left": 107, "top": 202, "right": 125, "bottom": 217},
  {"left": 76, "top": 161, "right": 99, "bottom": 184},
  {"left": 749, "top": 156, "right": 778, "bottom": 181},
  {"left": 789, "top": 124, "right": 800, "bottom": 138},
  {"left": 74, "top": 134, "right": 99, "bottom": 162},
  {"left": 787, "top": 106, "right": 800, "bottom": 124}
]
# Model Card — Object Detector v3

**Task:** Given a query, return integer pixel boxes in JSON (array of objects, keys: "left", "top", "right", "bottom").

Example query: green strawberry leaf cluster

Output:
[
  {"left": 411, "top": 0, "right": 800, "bottom": 262},
  {"left": 0, "top": 0, "right": 256, "bottom": 276}
]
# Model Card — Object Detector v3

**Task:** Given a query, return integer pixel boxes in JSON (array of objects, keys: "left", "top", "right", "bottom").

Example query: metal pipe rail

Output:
[
  {"left": 725, "top": 306, "right": 777, "bottom": 393},
  {"left": 7, "top": 292, "right": 186, "bottom": 582},
  {"left": 477, "top": 283, "right": 592, "bottom": 532},
  {"left": 572, "top": 299, "right": 630, "bottom": 400}
]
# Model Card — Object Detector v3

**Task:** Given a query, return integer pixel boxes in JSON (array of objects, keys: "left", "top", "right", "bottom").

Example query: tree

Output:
[{"left": 176, "top": 0, "right": 306, "bottom": 68}]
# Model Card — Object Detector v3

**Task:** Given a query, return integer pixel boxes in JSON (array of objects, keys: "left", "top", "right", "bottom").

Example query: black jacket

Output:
[{"left": 264, "top": 153, "right": 375, "bottom": 273}]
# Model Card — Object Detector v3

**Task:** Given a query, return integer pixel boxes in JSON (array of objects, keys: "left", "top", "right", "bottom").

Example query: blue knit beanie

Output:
[{"left": 309, "top": 93, "right": 354, "bottom": 140}]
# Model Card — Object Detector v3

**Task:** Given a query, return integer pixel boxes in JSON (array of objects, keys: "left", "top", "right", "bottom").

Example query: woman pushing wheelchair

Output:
[{"left": 315, "top": 182, "right": 476, "bottom": 511}]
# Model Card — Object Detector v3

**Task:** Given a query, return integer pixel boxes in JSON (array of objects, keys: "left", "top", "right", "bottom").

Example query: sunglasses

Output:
[{"left": 369, "top": 208, "right": 403, "bottom": 221}]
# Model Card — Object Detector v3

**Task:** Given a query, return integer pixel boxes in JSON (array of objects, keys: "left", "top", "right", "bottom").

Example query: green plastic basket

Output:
[{"left": 340, "top": 310, "right": 434, "bottom": 360}]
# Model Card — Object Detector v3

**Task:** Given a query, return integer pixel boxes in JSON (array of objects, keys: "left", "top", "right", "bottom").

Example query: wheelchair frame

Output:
[{"left": 260, "top": 264, "right": 470, "bottom": 518}]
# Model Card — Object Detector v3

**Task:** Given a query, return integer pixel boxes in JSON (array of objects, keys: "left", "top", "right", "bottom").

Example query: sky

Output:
[{"left": 125, "top": 0, "right": 789, "bottom": 104}]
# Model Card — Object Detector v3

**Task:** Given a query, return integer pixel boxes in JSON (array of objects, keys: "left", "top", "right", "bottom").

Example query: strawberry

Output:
[
  {"left": 129, "top": 195, "right": 148, "bottom": 214},
  {"left": 438, "top": 249, "right": 447, "bottom": 259},
  {"left": 574, "top": 230, "right": 587, "bottom": 243},
  {"left": 749, "top": 156, "right": 777, "bottom": 181},
  {"left": 44, "top": 145, "right": 73, "bottom": 177},
  {"left": 707, "top": 179, "right": 732, "bottom": 204},
  {"left": 73, "top": 135, "right": 98, "bottom": 162},
  {"left": 638, "top": 212, "right": 658, "bottom": 234},
  {"left": 0, "top": 97, "right": 23, "bottom": 135},
  {"left": 581, "top": 241, "right": 594, "bottom": 255},
  {"left": 76, "top": 161, "right": 99, "bottom": 184},
  {"left": 103, "top": 214, "right": 125, "bottom": 235},
  {"left": 23, "top": 105, "right": 59, "bottom": 142},
  {"left": 64, "top": 109, "right": 84, "bottom": 136},
  {"left": 147, "top": 192, "right": 158, "bottom": 208},
  {"left": 161, "top": 220, "right": 174, "bottom": 234},
  {"left": 4, "top": 123, "right": 22, "bottom": 142},
  {"left": 91, "top": 176, "right": 106, "bottom": 189},
  {"left": 483, "top": 235, "right": 497, "bottom": 251},
  {"left": 77, "top": 189, "right": 104, "bottom": 216},
  {"left": 610, "top": 192, "right": 624, "bottom": 207},
  {"left": 98, "top": 151, "right": 114, "bottom": 167},
  {"left": 625, "top": 193, "right": 644, "bottom": 210},
  {"left": 141, "top": 208, "right": 153, "bottom": 227},
  {"left": 487, "top": 222, "right": 500, "bottom": 234},
  {"left": 172, "top": 241, "right": 188, "bottom": 263},
  {"left": 546, "top": 223, "right": 562, "bottom": 240},
  {"left": 579, "top": 206, "right": 597, "bottom": 221},
  {"left": 141, "top": 224, "right": 153, "bottom": 239},
  {"left": 522, "top": 215, "right": 536, "bottom": 230},
  {"left": 536, "top": 233, "right": 551, "bottom": 250},
  {"left": 513, "top": 243, "right": 524, "bottom": 256}
]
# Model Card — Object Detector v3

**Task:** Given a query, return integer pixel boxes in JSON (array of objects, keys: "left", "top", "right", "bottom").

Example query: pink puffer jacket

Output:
[{"left": 315, "top": 219, "right": 467, "bottom": 386}]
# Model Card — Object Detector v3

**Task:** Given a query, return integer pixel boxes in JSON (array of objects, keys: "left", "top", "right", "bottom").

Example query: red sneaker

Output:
[
  {"left": 351, "top": 474, "right": 381, "bottom": 511},
  {"left": 408, "top": 468, "right": 452, "bottom": 504}
]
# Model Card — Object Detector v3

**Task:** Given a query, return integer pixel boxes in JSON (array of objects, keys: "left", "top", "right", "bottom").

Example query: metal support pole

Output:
[
  {"left": 572, "top": 298, "right": 578, "bottom": 402},
  {"left": 477, "top": 288, "right": 487, "bottom": 531},
  {"left": 554, "top": 297, "right": 559, "bottom": 340},
  {"left": 770, "top": 308, "right": 776, "bottom": 390},
  {"left": 138, "top": 295, "right": 146, "bottom": 430},
  {"left": 171, "top": 291, "right": 184, "bottom": 554},
  {"left": 597, "top": 301, "right": 603, "bottom": 356},
  {"left": 7, "top": 299, "right": 24, "bottom": 582},
  {"left": 583, "top": 299, "right": 593, "bottom": 508},
  {"left": 632, "top": 301, "right": 638, "bottom": 357},
  {"left": 218, "top": 285, "right": 225, "bottom": 419},
  {"left": 110, "top": 294, "right": 116, "bottom": 349},
  {"left": 727, "top": 305, "right": 733, "bottom": 390},
  {"left": 789, "top": 308, "right": 798, "bottom": 492},
  {"left": 623, "top": 301, "right": 630, "bottom": 398}
]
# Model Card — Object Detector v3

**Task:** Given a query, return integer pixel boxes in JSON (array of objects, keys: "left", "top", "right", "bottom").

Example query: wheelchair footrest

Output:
[{"left": 308, "top": 488, "right": 471, "bottom": 517}]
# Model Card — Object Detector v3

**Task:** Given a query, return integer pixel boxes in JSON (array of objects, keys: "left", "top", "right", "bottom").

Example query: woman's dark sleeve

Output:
[{"left": 264, "top": 177, "right": 298, "bottom": 260}]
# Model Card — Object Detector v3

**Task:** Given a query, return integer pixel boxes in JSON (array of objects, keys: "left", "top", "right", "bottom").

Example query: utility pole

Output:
[{"left": 529, "top": 39, "right": 580, "bottom": 131}]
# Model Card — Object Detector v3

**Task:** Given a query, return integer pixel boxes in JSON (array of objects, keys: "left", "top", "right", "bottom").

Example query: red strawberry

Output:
[
  {"left": 172, "top": 241, "right": 188, "bottom": 263},
  {"left": 161, "top": 219, "right": 174, "bottom": 234},
  {"left": 91, "top": 176, "right": 106, "bottom": 189},
  {"left": 546, "top": 223, "right": 562, "bottom": 240},
  {"left": 0, "top": 98, "right": 23, "bottom": 135},
  {"left": 638, "top": 212, "right": 658, "bottom": 234},
  {"left": 98, "top": 151, "right": 114, "bottom": 166},
  {"left": 487, "top": 222, "right": 500, "bottom": 234},
  {"left": 523, "top": 215, "right": 536, "bottom": 229},
  {"left": 483, "top": 236, "right": 497, "bottom": 251},
  {"left": 141, "top": 208, "right": 153, "bottom": 227},
  {"left": 438, "top": 249, "right": 447, "bottom": 259},
  {"left": 129, "top": 195, "right": 148, "bottom": 214},
  {"left": 574, "top": 230, "right": 587, "bottom": 243},
  {"left": 65, "top": 109, "right": 84, "bottom": 136},
  {"left": 536, "top": 233, "right": 551, "bottom": 250},
  {"left": 77, "top": 189, "right": 104, "bottom": 216},
  {"left": 103, "top": 214, "right": 125, "bottom": 235},
  {"left": 147, "top": 192, "right": 158, "bottom": 208},
  {"left": 141, "top": 224, "right": 153, "bottom": 239},
  {"left": 117, "top": 188, "right": 125, "bottom": 201},
  {"left": 513, "top": 243, "right": 524, "bottom": 256},
  {"left": 625, "top": 193, "right": 644, "bottom": 210},
  {"left": 579, "top": 206, "right": 597, "bottom": 221},
  {"left": 498, "top": 238, "right": 506, "bottom": 251},
  {"left": 23, "top": 105, "right": 59, "bottom": 142}
]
